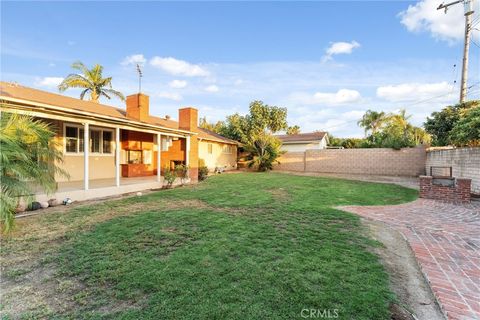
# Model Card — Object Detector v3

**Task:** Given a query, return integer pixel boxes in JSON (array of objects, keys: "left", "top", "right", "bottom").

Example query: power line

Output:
[{"left": 319, "top": 90, "right": 461, "bottom": 132}]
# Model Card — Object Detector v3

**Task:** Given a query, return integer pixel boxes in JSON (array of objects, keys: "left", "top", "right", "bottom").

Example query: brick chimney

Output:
[
  {"left": 178, "top": 107, "right": 199, "bottom": 182},
  {"left": 126, "top": 93, "right": 149, "bottom": 122},
  {"left": 178, "top": 107, "right": 198, "bottom": 131}
]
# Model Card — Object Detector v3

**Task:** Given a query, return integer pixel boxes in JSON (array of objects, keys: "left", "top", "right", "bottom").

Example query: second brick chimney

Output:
[
  {"left": 178, "top": 107, "right": 199, "bottom": 182},
  {"left": 126, "top": 93, "right": 149, "bottom": 122},
  {"left": 178, "top": 107, "right": 198, "bottom": 131}
]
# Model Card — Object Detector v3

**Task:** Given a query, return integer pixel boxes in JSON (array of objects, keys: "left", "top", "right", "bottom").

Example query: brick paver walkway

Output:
[{"left": 340, "top": 199, "right": 480, "bottom": 320}]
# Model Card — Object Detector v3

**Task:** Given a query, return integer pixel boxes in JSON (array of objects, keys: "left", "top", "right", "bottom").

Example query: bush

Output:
[
  {"left": 174, "top": 164, "right": 189, "bottom": 185},
  {"left": 245, "top": 133, "right": 284, "bottom": 172},
  {"left": 198, "top": 159, "right": 209, "bottom": 181},
  {"left": 163, "top": 166, "right": 176, "bottom": 188}
]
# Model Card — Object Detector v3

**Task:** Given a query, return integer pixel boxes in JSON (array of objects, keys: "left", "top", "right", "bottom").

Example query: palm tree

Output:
[
  {"left": 357, "top": 110, "right": 387, "bottom": 137},
  {"left": 58, "top": 61, "right": 125, "bottom": 103},
  {"left": 389, "top": 109, "right": 412, "bottom": 140},
  {"left": 0, "top": 113, "right": 68, "bottom": 232}
]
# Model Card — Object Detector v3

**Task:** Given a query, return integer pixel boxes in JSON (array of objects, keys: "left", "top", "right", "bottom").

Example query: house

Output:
[
  {"left": 198, "top": 128, "right": 239, "bottom": 172},
  {"left": 0, "top": 81, "right": 238, "bottom": 201},
  {"left": 276, "top": 132, "right": 329, "bottom": 152}
]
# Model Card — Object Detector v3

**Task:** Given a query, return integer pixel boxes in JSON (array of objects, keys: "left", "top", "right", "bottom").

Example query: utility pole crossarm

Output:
[{"left": 437, "top": 0, "right": 463, "bottom": 11}]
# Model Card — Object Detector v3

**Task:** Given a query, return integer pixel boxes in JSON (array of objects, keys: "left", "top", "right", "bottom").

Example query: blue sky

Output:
[{"left": 2, "top": 1, "right": 479, "bottom": 137}]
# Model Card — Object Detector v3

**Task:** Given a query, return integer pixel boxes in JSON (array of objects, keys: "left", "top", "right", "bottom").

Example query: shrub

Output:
[
  {"left": 198, "top": 159, "right": 209, "bottom": 181},
  {"left": 1, "top": 113, "right": 68, "bottom": 232},
  {"left": 163, "top": 166, "right": 176, "bottom": 188},
  {"left": 245, "top": 132, "right": 284, "bottom": 172},
  {"left": 174, "top": 164, "right": 189, "bottom": 185}
]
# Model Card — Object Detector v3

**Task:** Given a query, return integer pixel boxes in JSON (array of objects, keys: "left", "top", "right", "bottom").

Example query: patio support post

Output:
[
  {"left": 157, "top": 133, "right": 161, "bottom": 182},
  {"left": 115, "top": 127, "right": 120, "bottom": 187},
  {"left": 83, "top": 122, "right": 89, "bottom": 190},
  {"left": 185, "top": 136, "right": 190, "bottom": 166}
]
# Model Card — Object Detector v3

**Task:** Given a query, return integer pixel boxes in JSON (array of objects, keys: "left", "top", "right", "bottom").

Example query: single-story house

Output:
[
  {"left": 276, "top": 132, "right": 328, "bottom": 152},
  {"left": 0, "top": 81, "right": 238, "bottom": 201}
]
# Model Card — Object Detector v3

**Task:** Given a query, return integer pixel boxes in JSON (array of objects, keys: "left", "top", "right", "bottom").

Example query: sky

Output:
[{"left": 1, "top": 0, "right": 479, "bottom": 137}]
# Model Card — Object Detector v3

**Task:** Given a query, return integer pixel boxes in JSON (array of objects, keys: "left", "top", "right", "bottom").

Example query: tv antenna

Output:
[{"left": 136, "top": 64, "right": 143, "bottom": 93}]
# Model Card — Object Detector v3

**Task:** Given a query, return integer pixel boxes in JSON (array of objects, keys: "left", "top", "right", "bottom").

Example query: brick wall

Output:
[
  {"left": 274, "top": 147, "right": 426, "bottom": 176},
  {"left": 426, "top": 148, "right": 480, "bottom": 194},
  {"left": 419, "top": 176, "right": 471, "bottom": 203}
]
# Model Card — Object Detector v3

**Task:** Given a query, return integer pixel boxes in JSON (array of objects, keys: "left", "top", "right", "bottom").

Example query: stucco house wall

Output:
[
  {"left": 199, "top": 141, "right": 237, "bottom": 171},
  {"left": 281, "top": 142, "right": 320, "bottom": 152}
]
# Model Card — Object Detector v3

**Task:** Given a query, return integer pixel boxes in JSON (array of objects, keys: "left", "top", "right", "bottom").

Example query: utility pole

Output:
[{"left": 437, "top": 0, "right": 475, "bottom": 103}]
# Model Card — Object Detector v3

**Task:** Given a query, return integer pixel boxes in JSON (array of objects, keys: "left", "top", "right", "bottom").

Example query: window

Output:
[
  {"left": 90, "top": 130, "right": 101, "bottom": 153},
  {"left": 222, "top": 145, "right": 232, "bottom": 154},
  {"left": 208, "top": 143, "right": 213, "bottom": 154},
  {"left": 127, "top": 150, "right": 142, "bottom": 164},
  {"left": 64, "top": 125, "right": 113, "bottom": 154},
  {"left": 103, "top": 131, "right": 112, "bottom": 154},
  {"left": 65, "top": 126, "right": 79, "bottom": 153}
]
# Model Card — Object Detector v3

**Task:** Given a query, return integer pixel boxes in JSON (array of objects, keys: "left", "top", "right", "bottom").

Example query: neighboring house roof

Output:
[
  {"left": 0, "top": 82, "right": 237, "bottom": 145},
  {"left": 276, "top": 132, "right": 327, "bottom": 144},
  {"left": 198, "top": 128, "right": 239, "bottom": 145}
]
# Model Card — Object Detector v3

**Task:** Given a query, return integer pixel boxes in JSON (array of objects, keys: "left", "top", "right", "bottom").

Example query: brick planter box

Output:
[{"left": 419, "top": 176, "right": 471, "bottom": 203}]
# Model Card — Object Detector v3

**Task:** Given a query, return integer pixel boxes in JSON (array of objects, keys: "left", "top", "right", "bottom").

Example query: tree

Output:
[
  {"left": 58, "top": 61, "right": 125, "bottom": 103},
  {"left": 1, "top": 113, "right": 68, "bottom": 232},
  {"left": 356, "top": 109, "right": 430, "bottom": 149},
  {"left": 286, "top": 125, "right": 301, "bottom": 135},
  {"left": 218, "top": 101, "right": 288, "bottom": 144},
  {"left": 424, "top": 100, "right": 479, "bottom": 146},
  {"left": 244, "top": 132, "right": 284, "bottom": 172},
  {"left": 449, "top": 107, "right": 480, "bottom": 146},
  {"left": 357, "top": 110, "right": 387, "bottom": 137},
  {"left": 199, "top": 117, "right": 225, "bottom": 133}
]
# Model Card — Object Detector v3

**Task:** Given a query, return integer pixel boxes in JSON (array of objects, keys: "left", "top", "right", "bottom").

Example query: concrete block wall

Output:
[
  {"left": 274, "top": 147, "right": 426, "bottom": 177},
  {"left": 426, "top": 148, "right": 480, "bottom": 194},
  {"left": 274, "top": 152, "right": 305, "bottom": 172}
]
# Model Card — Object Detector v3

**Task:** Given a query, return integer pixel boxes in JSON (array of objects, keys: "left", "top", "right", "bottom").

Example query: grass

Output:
[{"left": 0, "top": 172, "right": 417, "bottom": 319}]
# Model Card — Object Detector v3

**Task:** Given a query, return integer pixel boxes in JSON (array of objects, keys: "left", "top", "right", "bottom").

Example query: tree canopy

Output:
[
  {"left": 424, "top": 100, "right": 479, "bottom": 146},
  {"left": 58, "top": 61, "right": 125, "bottom": 103},
  {"left": 286, "top": 125, "right": 301, "bottom": 135}
]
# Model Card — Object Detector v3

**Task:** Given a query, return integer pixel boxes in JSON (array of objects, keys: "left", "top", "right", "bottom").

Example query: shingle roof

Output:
[
  {"left": 198, "top": 128, "right": 239, "bottom": 145},
  {"left": 0, "top": 81, "right": 179, "bottom": 129},
  {"left": 276, "top": 132, "right": 327, "bottom": 143},
  {"left": 0, "top": 81, "right": 237, "bottom": 145}
]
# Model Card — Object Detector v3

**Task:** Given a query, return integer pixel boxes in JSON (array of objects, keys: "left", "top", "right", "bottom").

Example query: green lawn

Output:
[{"left": 1, "top": 172, "right": 417, "bottom": 319}]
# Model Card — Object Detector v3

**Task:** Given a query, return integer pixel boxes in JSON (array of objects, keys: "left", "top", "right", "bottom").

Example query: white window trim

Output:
[{"left": 63, "top": 123, "right": 114, "bottom": 156}]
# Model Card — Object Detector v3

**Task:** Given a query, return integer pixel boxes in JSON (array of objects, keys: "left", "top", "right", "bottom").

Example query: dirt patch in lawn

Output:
[
  {"left": 267, "top": 187, "right": 290, "bottom": 201},
  {"left": 363, "top": 219, "right": 445, "bottom": 320},
  {"left": 0, "top": 196, "right": 214, "bottom": 318}
]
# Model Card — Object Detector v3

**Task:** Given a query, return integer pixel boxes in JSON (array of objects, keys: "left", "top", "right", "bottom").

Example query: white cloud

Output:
[
  {"left": 150, "top": 56, "right": 209, "bottom": 77},
  {"left": 156, "top": 91, "right": 183, "bottom": 101},
  {"left": 376, "top": 81, "right": 453, "bottom": 102},
  {"left": 398, "top": 0, "right": 467, "bottom": 43},
  {"left": 323, "top": 41, "right": 360, "bottom": 61},
  {"left": 35, "top": 77, "right": 64, "bottom": 88},
  {"left": 290, "top": 89, "right": 361, "bottom": 105},
  {"left": 121, "top": 54, "right": 146, "bottom": 66},
  {"left": 169, "top": 80, "right": 187, "bottom": 89},
  {"left": 205, "top": 84, "right": 219, "bottom": 93}
]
